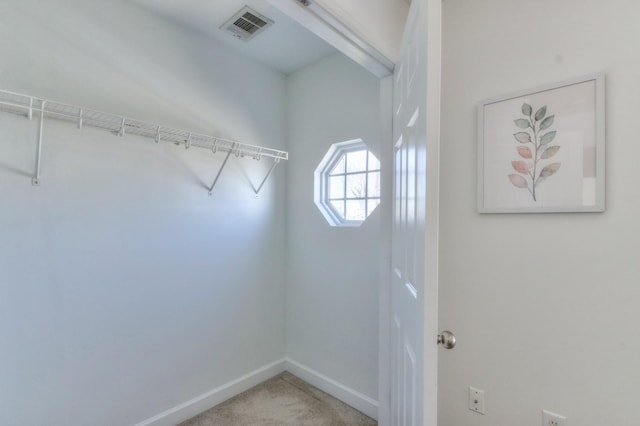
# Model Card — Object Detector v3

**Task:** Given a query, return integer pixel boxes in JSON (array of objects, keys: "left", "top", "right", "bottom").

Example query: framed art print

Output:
[{"left": 477, "top": 73, "right": 605, "bottom": 213}]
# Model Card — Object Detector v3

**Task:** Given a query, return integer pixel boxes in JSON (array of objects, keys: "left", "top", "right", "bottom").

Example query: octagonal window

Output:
[{"left": 314, "top": 139, "right": 380, "bottom": 227}]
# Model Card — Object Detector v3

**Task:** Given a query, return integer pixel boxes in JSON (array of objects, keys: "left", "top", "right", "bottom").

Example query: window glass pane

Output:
[
  {"left": 346, "top": 199, "right": 366, "bottom": 221},
  {"left": 315, "top": 142, "right": 382, "bottom": 226},
  {"left": 367, "top": 198, "right": 381, "bottom": 216},
  {"left": 346, "top": 173, "right": 366, "bottom": 199},
  {"left": 329, "top": 175, "right": 345, "bottom": 199},
  {"left": 330, "top": 155, "right": 345, "bottom": 175},
  {"left": 368, "top": 152, "right": 380, "bottom": 170},
  {"left": 367, "top": 171, "right": 380, "bottom": 197},
  {"left": 346, "top": 149, "right": 367, "bottom": 173},
  {"left": 330, "top": 200, "right": 345, "bottom": 219}
]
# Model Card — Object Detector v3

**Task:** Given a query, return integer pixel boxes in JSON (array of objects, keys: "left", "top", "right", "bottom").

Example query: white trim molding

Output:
[
  {"left": 134, "top": 359, "right": 286, "bottom": 426},
  {"left": 284, "top": 358, "right": 379, "bottom": 420},
  {"left": 134, "top": 358, "right": 378, "bottom": 425},
  {"left": 267, "top": 0, "right": 394, "bottom": 78}
]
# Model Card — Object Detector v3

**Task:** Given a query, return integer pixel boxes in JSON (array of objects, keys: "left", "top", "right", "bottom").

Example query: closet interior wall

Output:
[
  {"left": 0, "top": 1, "right": 287, "bottom": 425},
  {"left": 285, "top": 53, "right": 384, "bottom": 406}
]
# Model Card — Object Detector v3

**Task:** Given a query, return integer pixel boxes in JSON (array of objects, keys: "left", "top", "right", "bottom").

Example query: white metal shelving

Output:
[{"left": 0, "top": 89, "right": 288, "bottom": 194}]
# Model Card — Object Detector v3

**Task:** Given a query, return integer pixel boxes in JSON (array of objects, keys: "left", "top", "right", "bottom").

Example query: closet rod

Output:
[{"left": 0, "top": 88, "right": 289, "bottom": 165}]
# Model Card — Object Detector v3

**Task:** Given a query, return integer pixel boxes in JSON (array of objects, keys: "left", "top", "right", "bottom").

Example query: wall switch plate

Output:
[
  {"left": 542, "top": 409, "right": 567, "bottom": 426},
  {"left": 468, "top": 386, "right": 485, "bottom": 414}
]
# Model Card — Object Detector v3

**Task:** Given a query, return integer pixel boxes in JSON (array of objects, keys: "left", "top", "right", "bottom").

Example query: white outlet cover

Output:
[
  {"left": 542, "top": 409, "right": 567, "bottom": 426},
  {"left": 469, "top": 387, "right": 485, "bottom": 415}
]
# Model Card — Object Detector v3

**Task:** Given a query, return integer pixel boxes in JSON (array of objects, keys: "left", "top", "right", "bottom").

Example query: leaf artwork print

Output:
[{"left": 508, "top": 103, "right": 561, "bottom": 201}]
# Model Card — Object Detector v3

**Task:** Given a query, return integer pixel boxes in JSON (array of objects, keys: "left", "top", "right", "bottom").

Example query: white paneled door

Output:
[{"left": 391, "top": 0, "right": 440, "bottom": 425}]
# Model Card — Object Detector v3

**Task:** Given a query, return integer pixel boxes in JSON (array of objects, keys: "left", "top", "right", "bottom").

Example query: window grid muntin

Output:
[{"left": 325, "top": 148, "right": 380, "bottom": 222}]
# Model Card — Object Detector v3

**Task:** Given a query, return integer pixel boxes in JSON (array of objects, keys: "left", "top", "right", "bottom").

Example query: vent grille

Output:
[{"left": 221, "top": 6, "right": 274, "bottom": 41}]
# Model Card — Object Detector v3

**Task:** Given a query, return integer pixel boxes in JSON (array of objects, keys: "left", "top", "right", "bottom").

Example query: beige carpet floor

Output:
[{"left": 179, "top": 372, "right": 377, "bottom": 426}]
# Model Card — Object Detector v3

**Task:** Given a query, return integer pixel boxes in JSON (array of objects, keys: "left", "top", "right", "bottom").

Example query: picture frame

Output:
[{"left": 477, "top": 73, "right": 605, "bottom": 213}]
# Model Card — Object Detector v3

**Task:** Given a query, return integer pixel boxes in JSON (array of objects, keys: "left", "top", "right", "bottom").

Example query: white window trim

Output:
[{"left": 314, "top": 139, "right": 380, "bottom": 227}]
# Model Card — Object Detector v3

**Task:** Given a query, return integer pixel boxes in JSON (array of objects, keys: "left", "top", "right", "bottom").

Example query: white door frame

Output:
[{"left": 421, "top": 0, "right": 442, "bottom": 424}]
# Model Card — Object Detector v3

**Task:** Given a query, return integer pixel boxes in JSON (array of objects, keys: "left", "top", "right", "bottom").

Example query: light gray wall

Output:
[
  {"left": 0, "top": 1, "right": 286, "bottom": 425},
  {"left": 285, "top": 53, "right": 383, "bottom": 401},
  {"left": 439, "top": 0, "right": 640, "bottom": 425}
]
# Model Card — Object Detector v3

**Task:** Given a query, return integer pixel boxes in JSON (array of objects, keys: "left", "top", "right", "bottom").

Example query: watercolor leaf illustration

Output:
[
  {"left": 517, "top": 146, "right": 533, "bottom": 158},
  {"left": 539, "top": 162, "right": 561, "bottom": 180},
  {"left": 511, "top": 160, "right": 531, "bottom": 174},
  {"left": 540, "top": 115, "right": 555, "bottom": 130},
  {"left": 541, "top": 146, "right": 560, "bottom": 159},
  {"left": 508, "top": 103, "right": 561, "bottom": 201},
  {"left": 508, "top": 174, "right": 528, "bottom": 188},
  {"left": 514, "top": 132, "right": 532, "bottom": 143}
]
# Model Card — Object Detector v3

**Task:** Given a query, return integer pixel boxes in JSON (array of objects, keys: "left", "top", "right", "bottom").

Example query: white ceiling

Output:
[{"left": 131, "top": 0, "right": 336, "bottom": 75}]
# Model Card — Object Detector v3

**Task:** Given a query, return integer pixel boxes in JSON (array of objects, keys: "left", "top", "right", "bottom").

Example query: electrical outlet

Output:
[
  {"left": 468, "top": 387, "right": 485, "bottom": 414},
  {"left": 542, "top": 409, "right": 566, "bottom": 426}
]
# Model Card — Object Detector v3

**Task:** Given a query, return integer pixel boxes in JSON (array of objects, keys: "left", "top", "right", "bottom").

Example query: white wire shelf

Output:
[{"left": 0, "top": 89, "right": 288, "bottom": 194}]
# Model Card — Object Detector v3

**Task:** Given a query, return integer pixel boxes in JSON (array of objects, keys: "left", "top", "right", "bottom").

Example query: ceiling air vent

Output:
[{"left": 221, "top": 6, "right": 274, "bottom": 41}]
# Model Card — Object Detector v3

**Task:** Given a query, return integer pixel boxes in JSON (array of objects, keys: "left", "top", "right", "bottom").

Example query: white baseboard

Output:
[
  {"left": 134, "top": 357, "right": 378, "bottom": 425},
  {"left": 134, "top": 358, "right": 286, "bottom": 426},
  {"left": 284, "top": 358, "right": 378, "bottom": 420}
]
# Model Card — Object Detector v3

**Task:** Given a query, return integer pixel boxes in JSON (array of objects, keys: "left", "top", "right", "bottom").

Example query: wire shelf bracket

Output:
[
  {"left": 254, "top": 157, "right": 281, "bottom": 195},
  {"left": 0, "top": 89, "right": 288, "bottom": 193},
  {"left": 208, "top": 142, "right": 235, "bottom": 195},
  {"left": 32, "top": 100, "right": 45, "bottom": 186}
]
